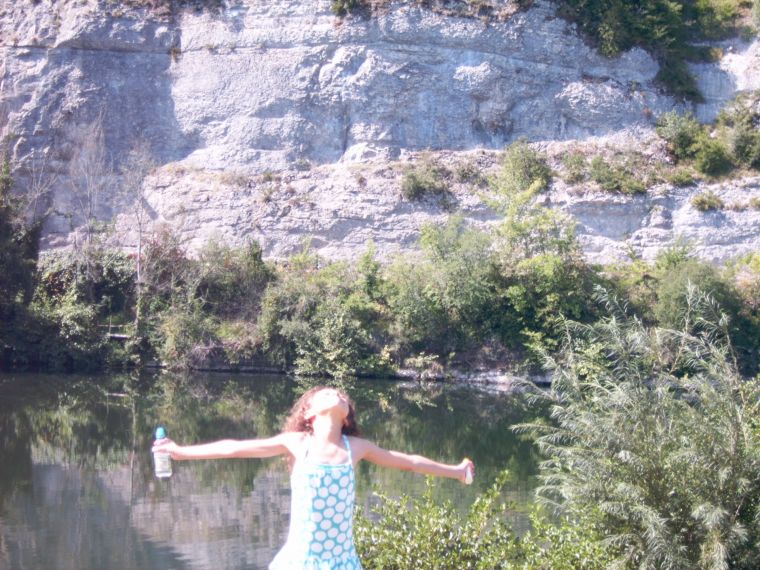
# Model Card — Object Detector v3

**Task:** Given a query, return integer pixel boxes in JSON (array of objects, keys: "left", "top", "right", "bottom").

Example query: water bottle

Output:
[
  {"left": 153, "top": 426, "right": 173, "bottom": 478},
  {"left": 464, "top": 459, "right": 474, "bottom": 485}
]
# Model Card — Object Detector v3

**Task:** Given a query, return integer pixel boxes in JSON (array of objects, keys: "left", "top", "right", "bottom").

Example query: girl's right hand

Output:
[
  {"left": 459, "top": 458, "right": 475, "bottom": 484},
  {"left": 152, "top": 438, "right": 180, "bottom": 458}
]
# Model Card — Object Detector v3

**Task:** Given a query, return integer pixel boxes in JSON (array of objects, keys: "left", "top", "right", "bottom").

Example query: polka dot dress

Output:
[{"left": 269, "top": 435, "right": 362, "bottom": 570}]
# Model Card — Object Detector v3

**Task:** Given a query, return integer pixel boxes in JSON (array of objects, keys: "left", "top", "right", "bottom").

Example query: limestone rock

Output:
[{"left": 1, "top": 0, "right": 758, "bottom": 261}]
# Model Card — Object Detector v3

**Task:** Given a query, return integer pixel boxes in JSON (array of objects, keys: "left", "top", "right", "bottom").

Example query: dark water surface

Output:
[{"left": 0, "top": 372, "right": 542, "bottom": 570}]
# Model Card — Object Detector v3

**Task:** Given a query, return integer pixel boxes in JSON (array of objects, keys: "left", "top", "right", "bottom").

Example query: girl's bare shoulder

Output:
[
  {"left": 346, "top": 436, "right": 377, "bottom": 459},
  {"left": 278, "top": 431, "right": 308, "bottom": 452}
]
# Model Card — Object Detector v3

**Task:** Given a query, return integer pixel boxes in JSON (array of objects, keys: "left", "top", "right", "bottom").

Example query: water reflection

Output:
[{"left": 0, "top": 373, "right": 542, "bottom": 570}]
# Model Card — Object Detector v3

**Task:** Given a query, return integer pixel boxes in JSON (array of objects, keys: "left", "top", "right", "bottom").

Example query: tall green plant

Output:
[{"left": 517, "top": 288, "right": 760, "bottom": 569}]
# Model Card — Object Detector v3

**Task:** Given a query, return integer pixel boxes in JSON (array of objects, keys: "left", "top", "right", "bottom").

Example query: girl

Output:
[{"left": 152, "top": 385, "right": 475, "bottom": 570}]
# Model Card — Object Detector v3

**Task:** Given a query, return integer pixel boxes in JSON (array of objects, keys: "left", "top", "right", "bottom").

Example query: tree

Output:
[
  {"left": 118, "top": 143, "right": 155, "bottom": 333},
  {"left": 66, "top": 112, "right": 113, "bottom": 287}
]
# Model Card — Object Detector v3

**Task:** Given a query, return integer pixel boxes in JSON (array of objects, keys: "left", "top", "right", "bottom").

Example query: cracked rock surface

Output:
[{"left": 1, "top": 0, "right": 758, "bottom": 261}]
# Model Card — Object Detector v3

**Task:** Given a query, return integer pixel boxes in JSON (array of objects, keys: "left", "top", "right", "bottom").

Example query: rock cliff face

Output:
[{"left": 1, "top": 0, "right": 759, "bottom": 261}]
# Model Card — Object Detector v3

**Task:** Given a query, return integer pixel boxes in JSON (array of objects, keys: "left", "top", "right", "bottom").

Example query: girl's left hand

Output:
[{"left": 458, "top": 458, "right": 475, "bottom": 484}]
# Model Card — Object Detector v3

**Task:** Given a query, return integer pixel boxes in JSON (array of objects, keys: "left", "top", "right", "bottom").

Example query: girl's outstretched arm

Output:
[
  {"left": 152, "top": 432, "right": 303, "bottom": 461},
  {"left": 351, "top": 438, "right": 474, "bottom": 483}
]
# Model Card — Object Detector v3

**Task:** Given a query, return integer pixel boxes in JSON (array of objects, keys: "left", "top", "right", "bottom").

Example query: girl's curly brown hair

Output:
[
  {"left": 281, "top": 386, "right": 360, "bottom": 471},
  {"left": 282, "top": 386, "right": 360, "bottom": 436}
]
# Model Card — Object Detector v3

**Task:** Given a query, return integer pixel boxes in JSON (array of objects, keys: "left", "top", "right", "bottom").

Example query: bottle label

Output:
[{"left": 154, "top": 452, "right": 172, "bottom": 478}]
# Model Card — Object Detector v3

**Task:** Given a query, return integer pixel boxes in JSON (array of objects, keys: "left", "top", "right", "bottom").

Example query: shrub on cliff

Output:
[
  {"left": 656, "top": 111, "right": 704, "bottom": 161},
  {"left": 491, "top": 157, "right": 596, "bottom": 358},
  {"left": 331, "top": 0, "right": 358, "bottom": 16},
  {"left": 498, "top": 140, "right": 551, "bottom": 197},
  {"left": 588, "top": 156, "right": 647, "bottom": 194},
  {"left": 694, "top": 138, "right": 734, "bottom": 176},
  {"left": 691, "top": 190, "right": 725, "bottom": 211},
  {"left": 400, "top": 156, "right": 450, "bottom": 202},
  {"left": 0, "top": 153, "right": 40, "bottom": 324},
  {"left": 558, "top": 0, "right": 742, "bottom": 101},
  {"left": 719, "top": 92, "right": 760, "bottom": 169}
]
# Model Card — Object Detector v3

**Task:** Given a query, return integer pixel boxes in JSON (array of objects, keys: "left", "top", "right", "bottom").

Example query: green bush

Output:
[
  {"left": 557, "top": 0, "right": 741, "bottom": 101},
  {"left": 664, "top": 166, "right": 696, "bottom": 187},
  {"left": 561, "top": 151, "right": 587, "bottom": 183},
  {"left": 383, "top": 257, "right": 449, "bottom": 354},
  {"left": 257, "top": 249, "right": 388, "bottom": 377},
  {"left": 154, "top": 302, "right": 217, "bottom": 370},
  {"left": 0, "top": 154, "right": 40, "bottom": 323},
  {"left": 694, "top": 138, "right": 734, "bottom": 176},
  {"left": 656, "top": 111, "right": 704, "bottom": 161},
  {"left": 588, "top": 156, "right": 646, "bottom": 194},
  {"left": 490, "top": 175, "right": 596, "bottom": 357},
  {"left": 417, "top": 217, "right": 497, "bottom": 344},
  {"left": 652, "top": 259, "right": 735, "bottom": 329},
  {"left": 195, "top": 240, "right": 273, "bottom": 319},
  {"left": 400, "top": 157, "right": 449, "bottom": 201},
  {"left": 498, "top": 140, "right": 551, "bottom": 196},
  {"left": 518, "top": 290, "right": 760, "bottom": 569},
  {"left": 691, "top": 191, "right": 725, "bottom": 212},
  {"left": 355, "top": 472, "right": 520, "bottom": 569},
  {"left": 729, "top": 125, "right": 760, "bottom": 169},
  {"left": 331, "top": 0, "right": 358, "bottom": 16},
  {"left": 355, "top": 472, "right": 616, "bottom": 569},
  {"left": 140, "top": 226, "right": 194, "bottom": 312},
  {"left": 656, "top": 57, "right": 704, "bottom": 102}
]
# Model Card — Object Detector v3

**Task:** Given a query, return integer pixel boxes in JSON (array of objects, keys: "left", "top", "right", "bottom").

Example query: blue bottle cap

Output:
[{"left": 155, "top": 426, "right": 167, "bottom": 439}]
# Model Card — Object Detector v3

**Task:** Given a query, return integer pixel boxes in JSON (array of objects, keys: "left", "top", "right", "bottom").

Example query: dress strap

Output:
[
  {"left": 342, "top": 434, "right": 353, "bottom": 464},
  {"left": 302, "top": 435, "right": 311, "bottom": 461}
]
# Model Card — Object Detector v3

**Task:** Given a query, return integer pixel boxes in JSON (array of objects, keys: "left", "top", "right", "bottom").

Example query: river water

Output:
[{"left": 0, "top": 372, "right": 542, "bottom": 570}]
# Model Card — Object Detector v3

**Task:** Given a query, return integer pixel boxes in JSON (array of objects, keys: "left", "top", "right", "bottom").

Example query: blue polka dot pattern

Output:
[{"left": 269, "top": 435, "right": 362, "bottom": 570}]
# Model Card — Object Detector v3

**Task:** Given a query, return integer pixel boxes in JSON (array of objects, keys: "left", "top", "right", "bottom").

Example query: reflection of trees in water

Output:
[
  {"left": 0, "top": 372, "right": 544, "bottom": 568},
  {"left": 1, "top": 373, "right": 541, "bottom": 492},
  {"left": 350, "top": 382, "right": 542, "bottom": 508}
]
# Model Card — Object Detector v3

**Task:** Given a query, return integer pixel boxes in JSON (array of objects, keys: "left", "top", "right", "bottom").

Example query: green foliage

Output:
[
  {"left": 491, "top": 167, "right": 595, "bottom": 358},
  {"left": 694, "top": 138, "right": 734, "bottom": 176},
  {"left": 691, "top": 190, "right": 726, "bottom": 211},
  {"left": 498, "top": 140, "right": 551, "bottom": 196},
  {"left": 518, "top": 510, "right": 616, "bottom": 569},
  {"left": 355, "top": 472, "right": 616, "bottom": 569},
  {"left": 195, "top": 240, "right": 273, "bottom": 319},
  {"left": 657, "top": 58, "right": 705, "bottom": 102},
  {"left": 153, "top": 301, "right": 216, "bottom": 370},
  {"left": 140, "top": 226, "right": 194, "bottom": 312},
  {"left": 0, "top": 154, "right": 39, "bottom": 324},
  {"left": 257, "top": 247, "right": 389, "bottom": 378},
  {"left": 455, "top": 161, "right": 486, "bottom": 186},
  {"left": 331, "top": 0, "right": 358, "bottom": 16},
  {"left": 656, "top": 111, "right": 705, "bottom": 161},
  {"left": 400, "top": 156, "right": 450, "bottom": 201},
  {"left": 588, "top": 156, "right": 646, "bottom": 194},
  {"left": 561, "top": 151, "right": 587, "bottom": 183},
  {"left": 664, "top": 166, "right": 696, "bottom": 187},
  {"left": 418, "top": 217, "right": 497, "bottom": 343},
  {"left": 517, "top": 289, "right": 760, "bottom": 569},
  {"left": 652, "top": 259, "right": 735, "bottom": 329},
  {"left": 21, "top": 250, "right": 134, "bottom": 371},
  {"left": 720, "top": 92, "right": 760, "bottom": 169},
  {"left": 355, "top": 472, "right": 520, "bottom": 569},
  {"left": 558, "top": 0, "right": 742, "bottom": 101}
]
